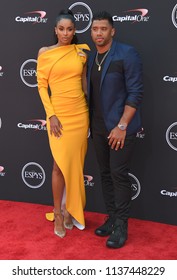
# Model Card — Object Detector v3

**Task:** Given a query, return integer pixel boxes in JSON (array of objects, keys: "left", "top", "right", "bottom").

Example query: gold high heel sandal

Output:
[
  {"left": 63, "top": 207, "right": 73, "bottom": 230},
  {"left": 53, "top": 210, "right": 66, "bottom": 238}
]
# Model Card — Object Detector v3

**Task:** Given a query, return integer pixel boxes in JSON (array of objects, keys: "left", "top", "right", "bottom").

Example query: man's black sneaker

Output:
[
  {"left": 106, "top": 218, "right": 128, "bottom": 248},
  {"left": 95, "top": 215, "right": 115, "bottom": 237}
]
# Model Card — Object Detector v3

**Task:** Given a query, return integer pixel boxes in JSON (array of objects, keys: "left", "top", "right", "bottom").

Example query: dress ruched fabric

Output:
[{"left": 37, "top": 44, "right": 90, "bottom": 229}]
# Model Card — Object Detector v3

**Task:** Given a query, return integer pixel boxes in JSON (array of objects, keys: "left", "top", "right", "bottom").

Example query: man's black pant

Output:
[{"left": 92, "top": 128, "right": 136, "bottom": 222}]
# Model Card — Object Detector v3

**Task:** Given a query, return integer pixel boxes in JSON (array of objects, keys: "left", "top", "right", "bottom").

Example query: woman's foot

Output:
[
  {"left": 63, "top": 207, "right": 73, "bottom": 230},
  {"left": 53, "top": 209, "right": 66, "bottom": 238}
]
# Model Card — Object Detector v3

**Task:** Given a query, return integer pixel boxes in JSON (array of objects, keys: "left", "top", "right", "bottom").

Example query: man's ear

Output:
[{"left": 111, "top": 27, "right": 115, "bottom": 37}]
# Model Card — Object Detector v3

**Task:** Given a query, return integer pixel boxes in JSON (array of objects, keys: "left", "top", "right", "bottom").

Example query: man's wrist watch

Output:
[{"left": 117, "top": 123, "right": 127, "bottom": 131}]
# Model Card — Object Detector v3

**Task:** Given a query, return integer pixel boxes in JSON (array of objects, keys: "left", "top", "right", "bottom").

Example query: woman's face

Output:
[{"left": 55, "top": 18, "right": 76, "bottom": 46}]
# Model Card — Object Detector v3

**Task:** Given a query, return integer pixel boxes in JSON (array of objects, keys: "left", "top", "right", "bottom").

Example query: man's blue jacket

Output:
[{"left": 87, "top": 40, "right": 143, "bottom": 135}]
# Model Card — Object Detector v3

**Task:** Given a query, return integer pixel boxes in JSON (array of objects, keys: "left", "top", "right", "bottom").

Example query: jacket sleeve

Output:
[
  {"left": 37, "top": 55, "right": 55, "bottom": 118},
  {"left": 124, "top": 47, "right": 143, "bottom": 109}
]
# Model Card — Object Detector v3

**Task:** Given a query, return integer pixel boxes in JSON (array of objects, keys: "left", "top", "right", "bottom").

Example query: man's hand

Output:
[{"left": 108, "top": 126, "right": 126, "bottom": 150}]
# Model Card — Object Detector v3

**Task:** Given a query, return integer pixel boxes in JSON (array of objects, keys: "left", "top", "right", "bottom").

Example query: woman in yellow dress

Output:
[{"left": 37, "top": 10, "right": 90, "bottom": 238}]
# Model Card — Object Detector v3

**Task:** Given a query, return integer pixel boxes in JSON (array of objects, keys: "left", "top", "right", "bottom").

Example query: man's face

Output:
[{"left": 91, "top": 19, "right": 115, "bottom": 47}]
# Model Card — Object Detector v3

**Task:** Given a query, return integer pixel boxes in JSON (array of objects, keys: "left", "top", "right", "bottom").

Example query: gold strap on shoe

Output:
[
  {"left": 62, "top": 208, "right": 73, "bottom": 230},
  {"left": 53, "top": 209, "right": 66, "bottom": 238},
  {"left": 53, "top": 209, "right": 62, "bottom": 216}
]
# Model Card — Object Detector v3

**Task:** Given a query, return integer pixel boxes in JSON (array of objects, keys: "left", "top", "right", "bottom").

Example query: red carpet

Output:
[{"left": 0, "top": 200, "right": 177, "bottom": 260}]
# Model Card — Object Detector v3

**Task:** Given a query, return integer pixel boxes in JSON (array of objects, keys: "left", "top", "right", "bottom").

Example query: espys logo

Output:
[
  {"left": 15, "top": 11, "right": 48, "bottom": 24},
  {"left": 84, "top": 175, "right": 94, "bottom": 187},
  {"left": 129, "top": 173, "right": 141, "bottom": 200},
  {"left": 17, "top": 119, "right": 47, "bottom": 131},
  {"left": 84, "top": 174, "right": 140, "bottom": 198},
  {"left": 172, "top": 4, "right": 177, "bottom": 28},
  {"left": 0, "top": 66, "right": 4, "bottom": 77},
  {"left": 21, "top": 162, "right": 46, "bottom": 189},
  {"left": 20, "top": 59, "right": 37, "bottom": 87},
  {"left": 0, "top": 166, "right": 5, "bottom": 177},
  {"left": 166, "top": 122, "right": 177, "bottom": 151},
  {"left": 113, "top": 8, "right": 149, "bottom": 23},
  {"left": 163, "top": 73, "right": 177, "bottom": 83},
  {"left": 69, "top": 2, "right": 93, "bottom": 33}
]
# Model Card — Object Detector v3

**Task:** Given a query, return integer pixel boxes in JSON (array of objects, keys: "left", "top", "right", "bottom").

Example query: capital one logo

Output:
[
  {"left": 166, "top": 122, "right": 177, "bottom": 151},
  {"left": 84, "top": 175, "right": 94, "bottom": 187},
  {"left": 17, "top": 119, "right": 47, "bottom": 131},
  {"left": 0, "top": 166, "right": 4, "bottom": 172},
  {"left": 161, "top": 188, "right": 177, "bottom": 198},
  {"left": 0, "top": 166, "right": 5, "bottom": 177},
  {"left": 129, "top": 173, "right": 141, "bottom": 200},
  {"left": 136, "top": 127, "right": 145, "bottom": 139},
  {"left": 163, "top": 73, "right": 177, "bottom": 83},
  {"left": 113, "top": 8, "right": 149, "bottom": 23},
  {"left": 0, "top": 65, "right": 3, "bottom": 77},
  {"left": 69, "top": 2, "right": 93, "bottom": 33},
  {"left": 20, "top": 59, "right": 37, "bottom": 87},
  {"left": 15, "top": 10, "right": 48, "bottom": 24},
  {"left": 172, "top": 4, "right": 177, "bottom": 28},
  {"left": 21, "top": 162, "right": 46, "bottom": 188}
]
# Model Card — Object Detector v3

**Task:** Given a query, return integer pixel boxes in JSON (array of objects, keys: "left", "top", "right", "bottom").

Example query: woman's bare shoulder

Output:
[
  {"left": 37, "top": 46, "right": 48, "bottom": 57},
  {"left": 38, "top": 45, "right": 57, "bottom": 57}
]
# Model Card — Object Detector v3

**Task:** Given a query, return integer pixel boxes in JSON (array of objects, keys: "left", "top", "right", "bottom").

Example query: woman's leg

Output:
[
  {"left": 52, "top": 160, "right": 65, "bottom": 212},
  {"left": 52, "top": 160, "right": 66, "bottom": 237}
]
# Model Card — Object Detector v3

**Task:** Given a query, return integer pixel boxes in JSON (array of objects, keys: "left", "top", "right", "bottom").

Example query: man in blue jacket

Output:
[{"left": 87, "top": 11, "right": 143, "bottom": 248}]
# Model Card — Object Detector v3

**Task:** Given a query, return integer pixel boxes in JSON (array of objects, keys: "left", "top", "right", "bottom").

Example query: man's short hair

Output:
[{"left": 92, "top": 11, "right": 114, "bottom": 27}]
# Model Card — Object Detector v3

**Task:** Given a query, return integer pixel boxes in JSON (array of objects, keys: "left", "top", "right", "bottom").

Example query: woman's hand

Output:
[{"left": 49, "top": 115, "right": 63, "bottom": 138}]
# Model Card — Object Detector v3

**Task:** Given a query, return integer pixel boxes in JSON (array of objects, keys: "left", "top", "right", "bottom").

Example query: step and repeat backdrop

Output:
[{"left": 0, "top": 0, "right": 177, "bottom": 225}]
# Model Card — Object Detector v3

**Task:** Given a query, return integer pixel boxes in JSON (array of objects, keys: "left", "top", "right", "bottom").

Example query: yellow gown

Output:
[{"left": 37, "top": 44, "right": 90, "bottom": 229}]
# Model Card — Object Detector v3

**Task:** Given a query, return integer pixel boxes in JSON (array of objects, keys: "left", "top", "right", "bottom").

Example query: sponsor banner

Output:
[
  {"left": 69, "top": 2, "right": 93, "bottom": 33},
  {"left": 21, "top": 162, "right": 46, "bottom": 189},
  {"left": 163, "top": 74, "right": 177, "bottom": 83},
  {"left": 113, "top": 8, "right": 150, "bottom": 23},
  {"left": 161, "top": 188, "right": 177, "bottom": 198},
  {"left": 0, "top": 65, "right": 4, "bottom": 77},
  {"left": 15, "top": 11, "right": 48, "bottom": 24},
  {"left": 166, "top": 122, "right": 177, "bottom": 151},
  {"left": 17, "top": 119, "right": 47, "bottom": 131},
  {"left": 84, "top": 175, "right": 95, "bottom": 187},
  {"left": 20, "top": 59, "right": 37, "bottom": 88},
  {"left": 172, "top": 4, "right": 177, "bottom": 28},
  {"left": 0, "top": 166, "right": 6, "bottom": 177},
  {"left": 129, "top": 173, "right": 141, "bottom": 200}
]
